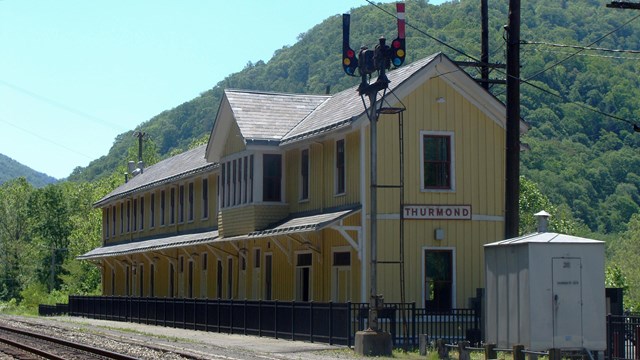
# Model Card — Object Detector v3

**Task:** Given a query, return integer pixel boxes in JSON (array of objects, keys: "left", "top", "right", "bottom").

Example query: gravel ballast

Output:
[{"left": 0, "top": 314, "right": 361, "bottom": 360}]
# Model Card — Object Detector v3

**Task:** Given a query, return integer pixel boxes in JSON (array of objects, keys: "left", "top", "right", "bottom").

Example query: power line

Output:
[
  {"left": 0, "top": 117, "right": 94, "bottom": 160},
  {"left": 531, "top": 48, "right": 640, "bottom": 61},
  {"left": 522, "top": 12, "right": 640, "bottom": 82},
  {"left": 522, "top": 40, "right": 640, "bottom": 54},
  {"left": 519, "top": 77, "right": 637, "bottom": 127},
  {"left": 0, "top": 80, "right": 127, "bottom": 132},
  {"left": 363, "top": 0, "right": 640, "bottom": 130}
]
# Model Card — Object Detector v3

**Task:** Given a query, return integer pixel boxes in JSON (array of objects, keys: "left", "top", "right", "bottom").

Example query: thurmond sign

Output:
[{"left": 403, "top": 205, "right": 472, "bottom": 220}]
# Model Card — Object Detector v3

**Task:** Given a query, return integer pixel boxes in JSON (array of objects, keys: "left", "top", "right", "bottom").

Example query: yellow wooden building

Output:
[{"left": 80, "top": 53, "right": 525, "bottom": 309}]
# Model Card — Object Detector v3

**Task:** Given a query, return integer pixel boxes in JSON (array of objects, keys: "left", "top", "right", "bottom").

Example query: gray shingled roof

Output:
[
  {"left": 225, "top": 90, "right": 329, "bottom": 141},
  {"left": 94, "top": 144, "right": 216, "bottom": 207},
  {"left": 281, "top": 54, "right": 440, "bottom": 144},
  {"left": 78, "top": 229, "right": 220, "bottom": 260}
]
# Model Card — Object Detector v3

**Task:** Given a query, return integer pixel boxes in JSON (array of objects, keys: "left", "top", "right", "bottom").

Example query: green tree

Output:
[
  {"left": 519, "top": 176, "right": 580, "bottom": 235},
  {"left": 0, "top": 178, "right": 35, "bottom": 301},
  {"left": 28, "top": 185, "right": 72, "bottom": 292}
]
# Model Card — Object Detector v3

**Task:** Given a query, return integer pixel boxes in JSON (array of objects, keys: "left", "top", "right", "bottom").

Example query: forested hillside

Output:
[
  {"left": 0, "top": 153, "right": 57, "bottom": 187},
  {"left": 67, "top": 0, "right": 640, "bottom": 238}
]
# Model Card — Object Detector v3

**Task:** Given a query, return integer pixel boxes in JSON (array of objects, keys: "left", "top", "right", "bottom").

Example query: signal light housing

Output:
[{"left": 342, "top": 14, "right": 359, "bottom": 76}]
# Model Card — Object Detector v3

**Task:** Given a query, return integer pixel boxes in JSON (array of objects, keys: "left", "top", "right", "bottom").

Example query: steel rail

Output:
[{"left": 0, "top": 323, "right": 140, "bottom": 360}]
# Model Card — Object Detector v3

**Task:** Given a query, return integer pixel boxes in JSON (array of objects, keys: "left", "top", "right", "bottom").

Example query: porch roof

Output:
[
  {"left": 247, "top": 207, "right": 361, "bottom": 239},
  {"left": 77, "top": 230, "right": 220, "bottom": 260},
  {"left": 79, "top": 207, "right": 361, "bottom": 260}
]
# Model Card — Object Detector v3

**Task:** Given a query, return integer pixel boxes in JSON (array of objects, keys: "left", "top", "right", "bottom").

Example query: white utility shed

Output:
[{"left": 484, "top": 231, "right": 605, "bottom": 351}]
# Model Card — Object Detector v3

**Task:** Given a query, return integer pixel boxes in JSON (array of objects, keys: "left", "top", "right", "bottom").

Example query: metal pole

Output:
[
  {"left": 481, "top": 0, "right": 489, "bottom": 90},
  {"left": 505, "top": 0, "right": 521, "bottom": 238},
  {"left": 368, "top": 92, "right": 379, "bottom": 332}
]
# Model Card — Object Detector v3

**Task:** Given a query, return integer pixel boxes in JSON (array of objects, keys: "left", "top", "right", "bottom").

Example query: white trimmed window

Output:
[{"left": 420, "top": 131, "right": 455, "bottom": 191}]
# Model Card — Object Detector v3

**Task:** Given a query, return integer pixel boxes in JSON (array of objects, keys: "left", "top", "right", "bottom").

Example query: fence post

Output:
[
  {"left": 437, "top": 339, "right": 449, "bottom": 359},
  {"left": 291, "top": 301, "right": 295, "bottom": 340},
  {"left": 347, "top": 302, "right": 352, "bottom": 348},
  {"left": 412, "top": 302, "right": 417, "bottom": 349},
  {"left": 310, "top": 301, "right": 315, "bottom": 343},
  {"left": 458, "top": 341, "right": 471, "bottom": 360},
  {"left": 484, "top": 343, "right": 497, "bottom": 360},
  {"left": 275, "top": 300, "right": 279, "bottom": 340},
  {"left": 513, "top": 345, "right": 525, "bottom": 360},
  {"left": 230, "top": 298, "right": 234, "bottom": 335},
  {"left": 419, "top": 334, "right": 429, "bottom": 356},
  {"left": 548, "top": 348, "right": 562, "bottom": 360}
]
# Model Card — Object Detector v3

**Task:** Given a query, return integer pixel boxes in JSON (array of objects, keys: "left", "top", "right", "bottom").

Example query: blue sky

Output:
[{"left": 0, "top": 1, "right": 443, "bottom": 179}]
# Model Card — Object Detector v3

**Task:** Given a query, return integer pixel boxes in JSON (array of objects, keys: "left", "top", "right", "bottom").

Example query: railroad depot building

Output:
[{"left": 80, "top": 53, "right": 523, "bottom": 309}]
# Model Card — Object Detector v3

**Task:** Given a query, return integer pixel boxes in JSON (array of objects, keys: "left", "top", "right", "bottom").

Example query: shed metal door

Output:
[{"left": 552, "top": 257, "right": 583, "bottom": 349}]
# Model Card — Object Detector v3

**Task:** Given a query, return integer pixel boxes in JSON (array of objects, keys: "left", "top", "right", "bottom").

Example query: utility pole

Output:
[
  {"left": 481, "top": 0, "right": 489, "bottom": 90},
  {"left": 505, "top": 0, "right": 521, "bottom": 238},
  {"left": 454, "top": 1, "right": 506, "bottom": 87}
]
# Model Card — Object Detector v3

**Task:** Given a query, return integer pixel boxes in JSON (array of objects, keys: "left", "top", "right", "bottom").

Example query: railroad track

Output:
[{"left": 0, "top": 323, "right": 140, "bottom": 360}]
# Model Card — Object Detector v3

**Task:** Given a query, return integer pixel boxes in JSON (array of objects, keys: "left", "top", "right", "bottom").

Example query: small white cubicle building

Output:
[{"left": 484, "top": 213, "right": 605, "bottom": 352}]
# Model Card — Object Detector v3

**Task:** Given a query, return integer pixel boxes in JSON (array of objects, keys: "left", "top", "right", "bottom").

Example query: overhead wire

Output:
[
  {"left": 362, "top": 0, "right": 640, "bottom": 129},
  {"left": 0, "top": 116, "right": 95, "bottom": 160},
  {"left": 522, "top": 12, "right": 640, "bottom": 82},
  {"left": 522, "top": 40, "right": 640, "bottom": 54},
  {"left": 0, "top": 80, "right": 127, "bottom": 132}
]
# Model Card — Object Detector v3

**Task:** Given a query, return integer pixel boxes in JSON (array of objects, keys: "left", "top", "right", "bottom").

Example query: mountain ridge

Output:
[{"left": 0, "top": 153, "right": 57, "bottom": 187}]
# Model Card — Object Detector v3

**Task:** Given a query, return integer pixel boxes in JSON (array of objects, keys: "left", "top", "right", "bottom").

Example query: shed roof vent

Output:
[{"left": 534, "top": 210, "right": 551, "bottom": 233}]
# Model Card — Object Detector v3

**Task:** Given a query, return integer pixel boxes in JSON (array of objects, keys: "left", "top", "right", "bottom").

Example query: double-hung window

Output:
[{"left": 421, "top": 131, "right": 454, "bottom": 191}]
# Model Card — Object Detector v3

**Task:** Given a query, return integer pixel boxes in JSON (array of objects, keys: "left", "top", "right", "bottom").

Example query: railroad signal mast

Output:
[{"left": 342, "top": 4, "right": 407, "bottom": 354}]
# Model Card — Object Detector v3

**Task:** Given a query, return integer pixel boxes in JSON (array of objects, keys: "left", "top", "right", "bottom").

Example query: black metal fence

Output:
[
  {"left": 607, "top": 313, "right": 640, "bottom": 360},
  {"left": 67, "top": 296, "right": 481, "bottom": 348},
  {"left": 351, "top": 302, "right": 480, "bottom": 348},
  {"left": 69, "top": 296, "right": 351, "bottom": 345},
  {"left": 38, "top": 303, "right": 68, "bottom": 316}
]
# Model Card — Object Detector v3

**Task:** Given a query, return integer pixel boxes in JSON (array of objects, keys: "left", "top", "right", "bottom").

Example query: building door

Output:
[
  {"left": 126, "top": 266, "right": 130, "bottom": 296},
  {"left": 552, "top": 257, "right": 583, "bottom": 348},
  {"left": 264, "top": 253, "right": 273, "bottom": 300},
  {"left": 227, "top": 257, "right": 233, "bottom": 299},
  {"left": 238, "top": 256, "right": 246, "bottom": 299},
  {"left": 139, "top": 265, "right": 144, "bottom": 296},
  {"left": 252, "top": 249, "right": 261, "bottom": 299},
  {"left": 169, "top": 263, "right": 175, "bottom": 298},
  {"left": 424, "top": 249, "right": 453, "bottom": 310},
  {"left": 216, "top": 260, "right": 223, "bottom": 299},
  {"left": 150, "top": 264, "right": 155, "bottom": 297},
  {"left": 296, "top": 253, "right": 312, "bottom": 301},
  {"left": 332, "top": 250, "right": 351, "bottom": 302},
  {"left": 200, "top": 253, "right": 208, "bottom": 298},
  {"left": 188, "top": 261, "right": 194, "bottom": 298}
]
